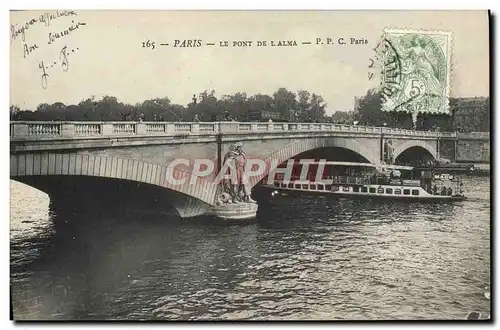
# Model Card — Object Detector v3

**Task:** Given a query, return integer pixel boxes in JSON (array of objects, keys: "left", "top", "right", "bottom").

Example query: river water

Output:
[{"left": 10, "top": 176, "right": 491, "bottom": 320}]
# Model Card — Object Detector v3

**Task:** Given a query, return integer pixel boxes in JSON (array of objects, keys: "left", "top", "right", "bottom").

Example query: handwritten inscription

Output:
[
  {"left": 10, "top": 18, "right": 37, "bottom": 43},
  {"left": 60, "top": 46, "right": 69, "bottom": 72},
  {"left": 39, "top": 45, "right": 79, "bottom": 89},
  {"left": 12, "top": 10, "right": 87, "bottom": 89},
  {"left": 10, "top": 10, "right": 77, "bottom": 43},
  {"left": 39, "top": 10, "right": 78, "bottom": 27},
  {"left": 23, "top": 43, "right": 39, "bottom": 58},
  {"left": 11, "top": 11, "right": 86, "bottom": 63},
  {"left": 39, "top": 61, "right": 49, "bottom": 89},
  {"left": 48, "top": 21, "right": 87, "bottom": 45}
]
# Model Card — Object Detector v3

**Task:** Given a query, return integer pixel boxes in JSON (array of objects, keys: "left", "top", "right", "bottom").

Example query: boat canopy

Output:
[
  {"left": 297, "top": 161, "right": 414, "bottom": 171},
  {"left": 415, "top": 163, "right": 475, "bottom": 172},
  {"left": 378, "top": 164, "right": 414, "bottom": 171}
]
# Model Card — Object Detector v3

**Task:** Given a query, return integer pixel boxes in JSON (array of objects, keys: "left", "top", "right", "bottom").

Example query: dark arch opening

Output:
[
  {"left": 11, "top": 175, "right": 187, "bottom": 219},
  {"left": 289, "top": 147, "right": 371, "bottom": 163},
  {"left": 256, "top": 146, "right": 371, "bottom": 187},
  {"left": 394, "top": 146, "right": 435, "bottom": 166}
]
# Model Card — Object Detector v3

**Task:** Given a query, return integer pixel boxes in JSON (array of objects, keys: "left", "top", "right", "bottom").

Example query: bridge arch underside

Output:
[
  {"left": 248, "top": 137, "right": 378, "bottom": 188},
  {"left": 287, "top": 146, "right": 371, "bottom": 163},
  {"left": 394, "top": 146, "right": 436, "bottom": 166},
  {"left": 11, "top": 175, "right": 211, "bottom": 219},
  {"left": 12, "top": 175, "right": 167, "bottom": 215},
  {"left": 10, "top": 153, "right": 217, "bottom": 218}
]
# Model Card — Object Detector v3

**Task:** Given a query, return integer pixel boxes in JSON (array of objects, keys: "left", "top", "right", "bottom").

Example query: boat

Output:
[{"left": 259, "top": 161, "right": 467, "bottom": 201}]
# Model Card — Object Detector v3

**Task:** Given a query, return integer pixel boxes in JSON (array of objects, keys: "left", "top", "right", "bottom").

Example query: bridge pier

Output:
[
  {"left": 380, "top": 134, "right": 385, "bottom": 163},
  {"left": 166, "top": 191, "right": 212, "bottom": 218}
]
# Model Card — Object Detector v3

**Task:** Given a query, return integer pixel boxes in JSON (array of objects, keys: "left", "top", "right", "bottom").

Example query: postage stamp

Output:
[{"left": 380, "top": 28, "right": 453, "bottom": 115}]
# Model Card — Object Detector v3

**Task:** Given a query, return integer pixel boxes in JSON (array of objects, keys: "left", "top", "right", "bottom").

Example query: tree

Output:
[
  {"left": 36, "top": 103, "right": 51, "bottom": 112},
  {"left": 221, "top": 93, "right": 249, "bottom": 121},
  {"left": 136, "top": 96, "right": 188, "bottom": 122},
  {"left": 169, "top": 104, "right": 185, "bottom": 121},
  {"left": 248, "top": 94, "right": 274, "bottom": 111},
  {"left": 95, "top": 96, "right": 119, "bottom": 121},
  {"left": 296, "top": 90, "right": 311, "bottom": 121},
  {"left": 10, "top": 105, "right": 20, "bottom": 120},
  {"left": 273, "top": 88, "right": 297, "bottom": 120},
  {"left": 355, "top": 89, "right": 400, "bottom": 127},
  {"left": 77, "top": 97, "right": 99, "bottom": 121},
  {"left": 11, "top": 89, "right": 328, "bottom": 124},
  {"left": 309, "top": 93, "right": 326, "bottom": 122},
  {"left": 247, "top": 94, "right": 276, "bottom": 121},
  {"left": 331, "top": 110, "right": 356, "bottom": 124},
  {"left": 189, "top": 90, "right": 220, "bottom": 121}
]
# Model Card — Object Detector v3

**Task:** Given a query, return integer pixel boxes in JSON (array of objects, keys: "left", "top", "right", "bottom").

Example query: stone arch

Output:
[
  {"left": 247, "top": 137, "right": 378, "bottom": 188},
  {"left": 392, "top": 140, "right": 437, "bottom": 162},
  {"left": 10, "top": 152, "right": 217, "bottom": 205}
]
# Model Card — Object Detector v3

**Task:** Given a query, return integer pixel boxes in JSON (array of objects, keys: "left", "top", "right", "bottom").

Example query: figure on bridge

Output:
[
  {"left": 218, "top": 142, "right": 256, "bottom": 205},
  {"left": 384, "top": 140, "right": 394, "bottom": 165}
]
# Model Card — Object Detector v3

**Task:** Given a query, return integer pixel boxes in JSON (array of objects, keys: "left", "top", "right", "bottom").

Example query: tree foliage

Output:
[
  {"left": 353, "top": 89, "right": 489, "bottom": 132},
  {"left": 10, "top": 88, "right": 488, "bottom": 132},
  {"left": 10, "top": 88, "right": 327, "bottom": 123}
]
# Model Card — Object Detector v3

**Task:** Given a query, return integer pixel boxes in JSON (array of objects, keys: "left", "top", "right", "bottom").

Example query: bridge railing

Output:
[
  {"left": 9, "top": 121, "right": 459, "bottom": 140},
  {"left": 9, "top": 121, "right": 221, "bottom": 139},
  {"left": 457, "top": 132, "right": 490, "bottom": 140}
]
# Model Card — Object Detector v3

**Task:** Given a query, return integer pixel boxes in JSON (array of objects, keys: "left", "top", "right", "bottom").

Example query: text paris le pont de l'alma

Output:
[{"left": 170, "top": 37, "right": 368, "bottom": 47}]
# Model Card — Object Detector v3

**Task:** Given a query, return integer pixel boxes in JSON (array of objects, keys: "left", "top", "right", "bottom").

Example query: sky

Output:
[{"left": 10, "top": 10, "right": 489, "bottom": 114}]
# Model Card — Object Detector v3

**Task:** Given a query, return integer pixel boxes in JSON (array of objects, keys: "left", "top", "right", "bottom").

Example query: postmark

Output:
[{"left": 380, "top": 28, "right": 453, "bottom": 116}]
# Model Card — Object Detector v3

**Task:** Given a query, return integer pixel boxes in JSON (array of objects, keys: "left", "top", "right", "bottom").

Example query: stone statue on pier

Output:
[{"left": 216, "top": 142, "right": 257, "bottom": 205}]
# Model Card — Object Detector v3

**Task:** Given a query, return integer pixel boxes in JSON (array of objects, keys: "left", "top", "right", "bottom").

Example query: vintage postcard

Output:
[{"left": 9, "top": 10, "right": 490, "bottom": 321}]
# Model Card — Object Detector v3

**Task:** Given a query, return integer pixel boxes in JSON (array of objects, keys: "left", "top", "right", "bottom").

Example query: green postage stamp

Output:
[{"left": 380, "top": 28, "right": 453, "bottom": 115}]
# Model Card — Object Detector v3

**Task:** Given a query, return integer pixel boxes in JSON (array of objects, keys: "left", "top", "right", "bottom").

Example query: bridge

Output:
[{"left": 10, "top": 121, "right": 489, "bottom": 218}]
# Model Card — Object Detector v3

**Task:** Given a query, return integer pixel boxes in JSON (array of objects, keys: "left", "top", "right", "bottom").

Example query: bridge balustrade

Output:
[
  {"left": 9, "top": 121, "right": 459, "bottom": 140},
  {"left": 74, "top": 123, "right": 101, "bottom": 136}
]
